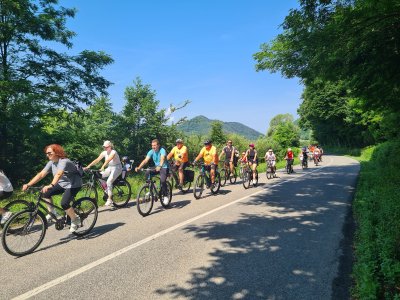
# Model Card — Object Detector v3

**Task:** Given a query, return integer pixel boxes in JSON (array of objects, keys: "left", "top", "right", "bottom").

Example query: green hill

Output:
[{"left": 178, "top": 115, "right": 263, "bottom": 140}]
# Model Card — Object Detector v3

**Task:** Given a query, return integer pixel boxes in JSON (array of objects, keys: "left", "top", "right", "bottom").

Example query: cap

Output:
[
  {"left": 268, "top": 149, "right": 273, "bottom": 152},
  {"left": 176, "top": 139, "right": 183, "bottom": 144},
  {"left": 103, "top": 140, "right": 112, "bottom": 147},
  {"left": 204, "top": 139, "right": 212, "bottom": 145},
  {"left": 249, "top": 143, "right": 255, "bottom": 148}
]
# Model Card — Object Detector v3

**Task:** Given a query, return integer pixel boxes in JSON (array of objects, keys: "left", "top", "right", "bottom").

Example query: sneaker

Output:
[
  {"left": 1, "top": 211, "right": 12, "bottom": 225},
  {"left": 105, "top": 199, "right": 114, "bottom": 206},
  {"left": 69, "top": 216, "right": 81, "bottom": 233},
  {"left": 163, "top": 196, "right": 169, "bottom": 204},
  {"left": 46, "top": 211, "right": 60, "bottom": 222}
]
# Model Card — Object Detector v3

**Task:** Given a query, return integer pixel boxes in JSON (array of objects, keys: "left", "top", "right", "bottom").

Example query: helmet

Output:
[
  {"left": 204, "top": 139, "right": 212, "bottom": 145},
  {"left": 288, "top": 148, "right": 292, "bottom": 151},
  {"left": 176, "top": 138, "right": 183, "bottom": 144},
  {"left": 122, "top": 156, "right": 129, "bottom": 162},
  {"left": 249, "top": 143, "right": 255, "bottom": 148}
]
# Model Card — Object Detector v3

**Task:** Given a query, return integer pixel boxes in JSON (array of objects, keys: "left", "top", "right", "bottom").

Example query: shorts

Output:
[
  {"left": 172, "top": 161, "right": 189, "bottom": 172},
  {"left": 204, "top": 164, "right": 217, "bottom": 172},
  {"left": 42, "top": 184, "right": 81, "bottom": 210}
]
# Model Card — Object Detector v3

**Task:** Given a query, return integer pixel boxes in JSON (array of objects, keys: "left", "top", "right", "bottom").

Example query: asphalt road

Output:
[{"left": 0, "top": 155, "right": 359, "bottom": 300}]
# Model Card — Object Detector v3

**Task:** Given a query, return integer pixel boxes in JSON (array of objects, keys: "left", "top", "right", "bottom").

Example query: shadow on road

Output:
[{"left": 155, "top": 162, "right": 359, "bottom": 299}]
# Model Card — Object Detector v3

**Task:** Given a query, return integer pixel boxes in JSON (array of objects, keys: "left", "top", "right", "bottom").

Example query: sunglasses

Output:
[{"left": 46, "top": 152, "right": 54, "bottom": 156}]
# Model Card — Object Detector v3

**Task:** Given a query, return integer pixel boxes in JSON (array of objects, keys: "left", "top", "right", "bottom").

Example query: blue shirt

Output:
[{"left": 146, "top": 148, "right": 169, "bottom": 168}]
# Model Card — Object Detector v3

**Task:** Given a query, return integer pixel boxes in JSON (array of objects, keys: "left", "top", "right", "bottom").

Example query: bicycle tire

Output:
[
  {"left": 229, "top": 168, "right": 237, "bottom": 184},
  {"left": 81, "top": 182, "right": 98, "bottom": 202},
  {"left": 112, "top": 179, "right": 131, "bottom": 208},
  {"left": 254, "top": 169, "right": 259, "bottom": 186},
  {"left": 220, "top": 169, "right": 227, "bottom": 187},
  {"left": 160, "top": 181, "right": 173, "bottom": 208},
  {"left": 211, "top": 172, "right": 221, "bottom": 194},
  {"left": 193, "top": 175, "right": 204, "bottom": 199},
  {"left": 137, "top": 185, "right": 154, "bottom": 217},
  {"left": 242, "top": 170, "right": 250, "bottom": 189},
  {"left": 2, "top": 209, "right": 47, "bottom": 257},
  {"left": 72, "top": 197, "right": 98, "bottom": 237},
  {"left": 1, "top": 199, "right": 31, "bottom": 227},
  {"left": 181, "top": 179, "right": 191, "bottom": 193}
]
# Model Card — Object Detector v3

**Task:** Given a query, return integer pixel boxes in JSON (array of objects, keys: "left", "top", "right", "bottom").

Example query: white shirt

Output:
[
  {"left": 0, "top": 171, "right": 13, "bottom": 192},
  {"left": 100, "top": 150, "right": 122, "bottom": 167}
]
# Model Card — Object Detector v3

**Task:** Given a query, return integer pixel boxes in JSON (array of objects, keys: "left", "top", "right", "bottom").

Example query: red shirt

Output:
[{"left": 287, "top": 151, "right": 294, "bottom": 159}]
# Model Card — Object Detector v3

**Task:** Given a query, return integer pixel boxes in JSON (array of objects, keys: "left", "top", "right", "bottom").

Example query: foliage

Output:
[
  {"left": 0, "top": 0, "right": 113, "bottom": 182},
  {"left": 210, "top": 121, "right": 227, "bottom": 148},
  {"left": 352, "top": 140, "right": 400, "bottom": 299},
  {"left": 254, "top": 0, "right": 400, "bottom": 146}
]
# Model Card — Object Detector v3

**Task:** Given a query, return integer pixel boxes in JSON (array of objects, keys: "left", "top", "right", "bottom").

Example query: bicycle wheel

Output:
[
  {"left": 242, "top": 170, "right": 250, "bottom": 189},
  {"left": 181, "top": 179, "right": 191, "bottom": 193},
  {"left": 137, "top": 185, "right": 154, "bottom": 217},
  {"left": 1, "top": 199, "right": 31, "bottom": 227},
  {"left": 267, "top": 168, "right": 272, "bottom": 179},
  {"left": 219, "top": 168, "right": 226, "bottom": 187},
  {"left": 193, "top": 175, "right": 205, "bottom": 199},
  {"left": 2, "top": 209, "right": 47, "bottom": 257},
  {"left": 72, "top": 197, "right": 98, "bottom": 237},
  {"left": 160, "top": 181, "right": 173, "bottom": 208},
  {"left": 80, "top": 182, "right": 98, "bottom": 202},
  {"left": 211, "top": 172, "right": 221, "bottom": 194},
  {"left": 229, "top": 168, "right": 237, "bottom": 184},
  {"left": 112, "top": 179, "right": 131, "bottom": 208}
]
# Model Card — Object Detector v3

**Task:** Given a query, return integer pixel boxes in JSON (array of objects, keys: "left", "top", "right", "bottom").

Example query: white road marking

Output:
[{"left": 13, "top": 158, "right": 333, "bottom": 300}]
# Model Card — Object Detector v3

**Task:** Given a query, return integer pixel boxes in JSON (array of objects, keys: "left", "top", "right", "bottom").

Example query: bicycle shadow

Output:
[
  {"left": 78, "top": 222, "right": 125, "bottom": 240},
  {"left": 170, "top": 200, "right": 191, "bottom": 209}
]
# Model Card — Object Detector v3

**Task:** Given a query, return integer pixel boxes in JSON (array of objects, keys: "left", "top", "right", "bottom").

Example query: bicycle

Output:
[
  {"left": 136, "top": 168, "right": 173, "bottom": 217},
  {"left": 220, "top": 162, "right": 237, "bottom": 186},
  {"left": 1, "top": 186, "right": 98, "bottom": 257},
  {"left": 301, "top": 156, "right": 308, "bottom": 169},
  {"left": 285, "top": 159, "right": 294, "bottom": 174},
  {"left": 193, "top": 163, "right": 221, "bottom": 199},
  {"left": 242, "top": 164, "right": 258, "bottom": 189},
  {"left": 266, "top": 160, "right": 276, "bottom": 180},
  {"left": 168, "top": 161, "right": 194, "bottom": 193},
  {"left": 313, "top": 154, "right": 319, "bottom": 166},
  {"left": 81, "top": 169, "right": 132, "bottom": 208}
]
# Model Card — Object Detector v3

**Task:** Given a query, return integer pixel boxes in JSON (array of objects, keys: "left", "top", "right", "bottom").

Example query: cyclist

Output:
[
  {"left": 244, "top": 144, "right": 258, "bottom": 186},
  {"left": 284, "top": 148, "right": 295, "bottom": 172},
  {"left": 135, "top": 139, "right": 169, "bottom": 203},
  {"left": 313, "top": 146, "right": 321, "bottom": 163},
  {"left": 193, "top": 139, "right": 218, "bottom": 187},
  {"left": 264, "top": 149, "right": 277, "bottom": 173},
  {"left": 219, "top": 140, "right": 236, "bottom": 175},
  {"left": 0, "top": 170, "right": 14, "bottom": 225},
  {"left": 240, "top": 151, "right": 247, "bottom": 164},
  {"left": 300, "top": 147, "right": 308, "bottom": 166},
  {"left": 22, "top": 144, "right": 82, "bottom": 233},
  {"left": 84, "top": 140, "right": 123, "bottom": 206},
  {"left": 167, "top": 138, "right": 189, "bottom": 189}
]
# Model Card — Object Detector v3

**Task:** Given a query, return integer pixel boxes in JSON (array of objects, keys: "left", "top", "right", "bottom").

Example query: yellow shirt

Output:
[
  {"left": 199, "top": 146, "right": 218, "bottom": 165},
  {"left": 170, "top": 145, "right": 188, "bottom": 163}
]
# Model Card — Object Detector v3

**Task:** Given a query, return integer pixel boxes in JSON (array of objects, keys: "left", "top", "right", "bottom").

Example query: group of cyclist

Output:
[{"left": 0, "top": 138, "right": 324, "bottom": 235}]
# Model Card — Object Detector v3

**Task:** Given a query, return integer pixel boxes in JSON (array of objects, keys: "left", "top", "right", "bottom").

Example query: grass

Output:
[{"left": 346, "top": 140, "right": 400, "bottom": 299}]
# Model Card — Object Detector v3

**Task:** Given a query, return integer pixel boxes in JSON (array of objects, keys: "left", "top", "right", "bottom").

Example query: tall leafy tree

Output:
[
  {"left": 210, "top": 121, "right": 227, "bottom": 147},
  {"left": 0, "top": 0, "right": 113, "bottom": 181}
]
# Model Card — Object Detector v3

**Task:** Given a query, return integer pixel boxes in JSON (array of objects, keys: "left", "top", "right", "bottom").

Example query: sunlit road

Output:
[{"left": 0, "top": 155, "right": 359, "bottom": 299}]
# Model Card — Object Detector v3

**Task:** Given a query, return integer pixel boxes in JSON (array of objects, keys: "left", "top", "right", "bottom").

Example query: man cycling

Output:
[
  {"left": 193, "top": 140, "right": 218, "bottom": 187},
  {"left": 167, "top": 138, "right": 189, "bottom": 189},
  {"left": 300, "top": 147, "right": 308, "bottom": 166},
  {"left": 244, "top": 144, "right": 258, "bottom": 186},
  {"left": 284, "top": 148, "right": 295, "bottom": 173},
  {"left": 135, "top": 139, "right": 170, "bottom": 203},
  {"left": 219, "top": 140, "right": 236, "bottom": 176},
  {"left": 264, "top": 149, "right": 277, "bottom": 173}
]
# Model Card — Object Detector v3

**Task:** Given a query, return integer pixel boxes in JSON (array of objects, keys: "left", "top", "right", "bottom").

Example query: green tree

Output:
[
  {"left": 210, "top": 121, "right": 227, "bottom": 147},
  {"left": 0, "top": 0, "right": 113, "bottom": 181}
]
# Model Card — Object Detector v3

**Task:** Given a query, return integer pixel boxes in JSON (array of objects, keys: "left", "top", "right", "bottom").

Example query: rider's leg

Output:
[
  {"left": 210, "top": 165, "right": 216, "bottom": 184},
  {"left": 229, "top": 161, "right": 234, "bottom": 174},
  {"left": 61, "top": 187, "right": 81, "bottom": 221},
  {"left": 178, "top": 163, "right": 185, "bottom": 186},
  {"left": 252, "top": 163, "right": 257, "bottom": 180},
  {"left": 160, "top": 168, "right": 168, "bottom": 195}
]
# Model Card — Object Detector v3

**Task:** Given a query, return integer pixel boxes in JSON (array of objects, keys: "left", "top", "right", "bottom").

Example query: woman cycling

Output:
[
  {"left": 22, "top": 144, "right": 82, "bottom": 233},
  {"left": 245, "top": 144, "right": 258, "bottom": 186},
  {"left": 84, "top": 140, "right": 122, "bottom": 206}
]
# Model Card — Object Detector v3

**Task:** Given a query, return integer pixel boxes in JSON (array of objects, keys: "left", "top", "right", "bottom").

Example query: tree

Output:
[
  {"left": 267, "top": 113, "right": 294, "bottom": 137},
  {"left": 210, "top": 121, "right": 227, "bottom": 147},
  {"left": 0, "top": 0, "right": 113, "bottom": 181},
  {"left": 265, "top": 113, "right": 300, "bottom": 149}
]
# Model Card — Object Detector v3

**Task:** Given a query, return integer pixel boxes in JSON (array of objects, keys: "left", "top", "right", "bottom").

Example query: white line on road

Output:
[{"left": 13, "top": 158, "right": 332, "bottom": 300}]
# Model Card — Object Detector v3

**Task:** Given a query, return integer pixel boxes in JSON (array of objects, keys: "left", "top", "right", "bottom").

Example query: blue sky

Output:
[{"left": 61, "top": 0, "right": 302, "bottom": 134}]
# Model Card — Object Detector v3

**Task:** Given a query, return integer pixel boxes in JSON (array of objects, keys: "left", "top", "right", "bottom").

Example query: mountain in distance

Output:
[{"left": 177, "top": 115, "right": 263, "bottom": 140}]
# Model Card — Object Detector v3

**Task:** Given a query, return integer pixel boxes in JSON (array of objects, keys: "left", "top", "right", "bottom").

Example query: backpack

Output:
[{"left": 73, "top": 160, "right": 84, "bottom": 177}]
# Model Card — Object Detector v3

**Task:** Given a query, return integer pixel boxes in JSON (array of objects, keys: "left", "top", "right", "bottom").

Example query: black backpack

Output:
[{"left": 73, "top": 160, "right": 84, "bottom": 177}]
